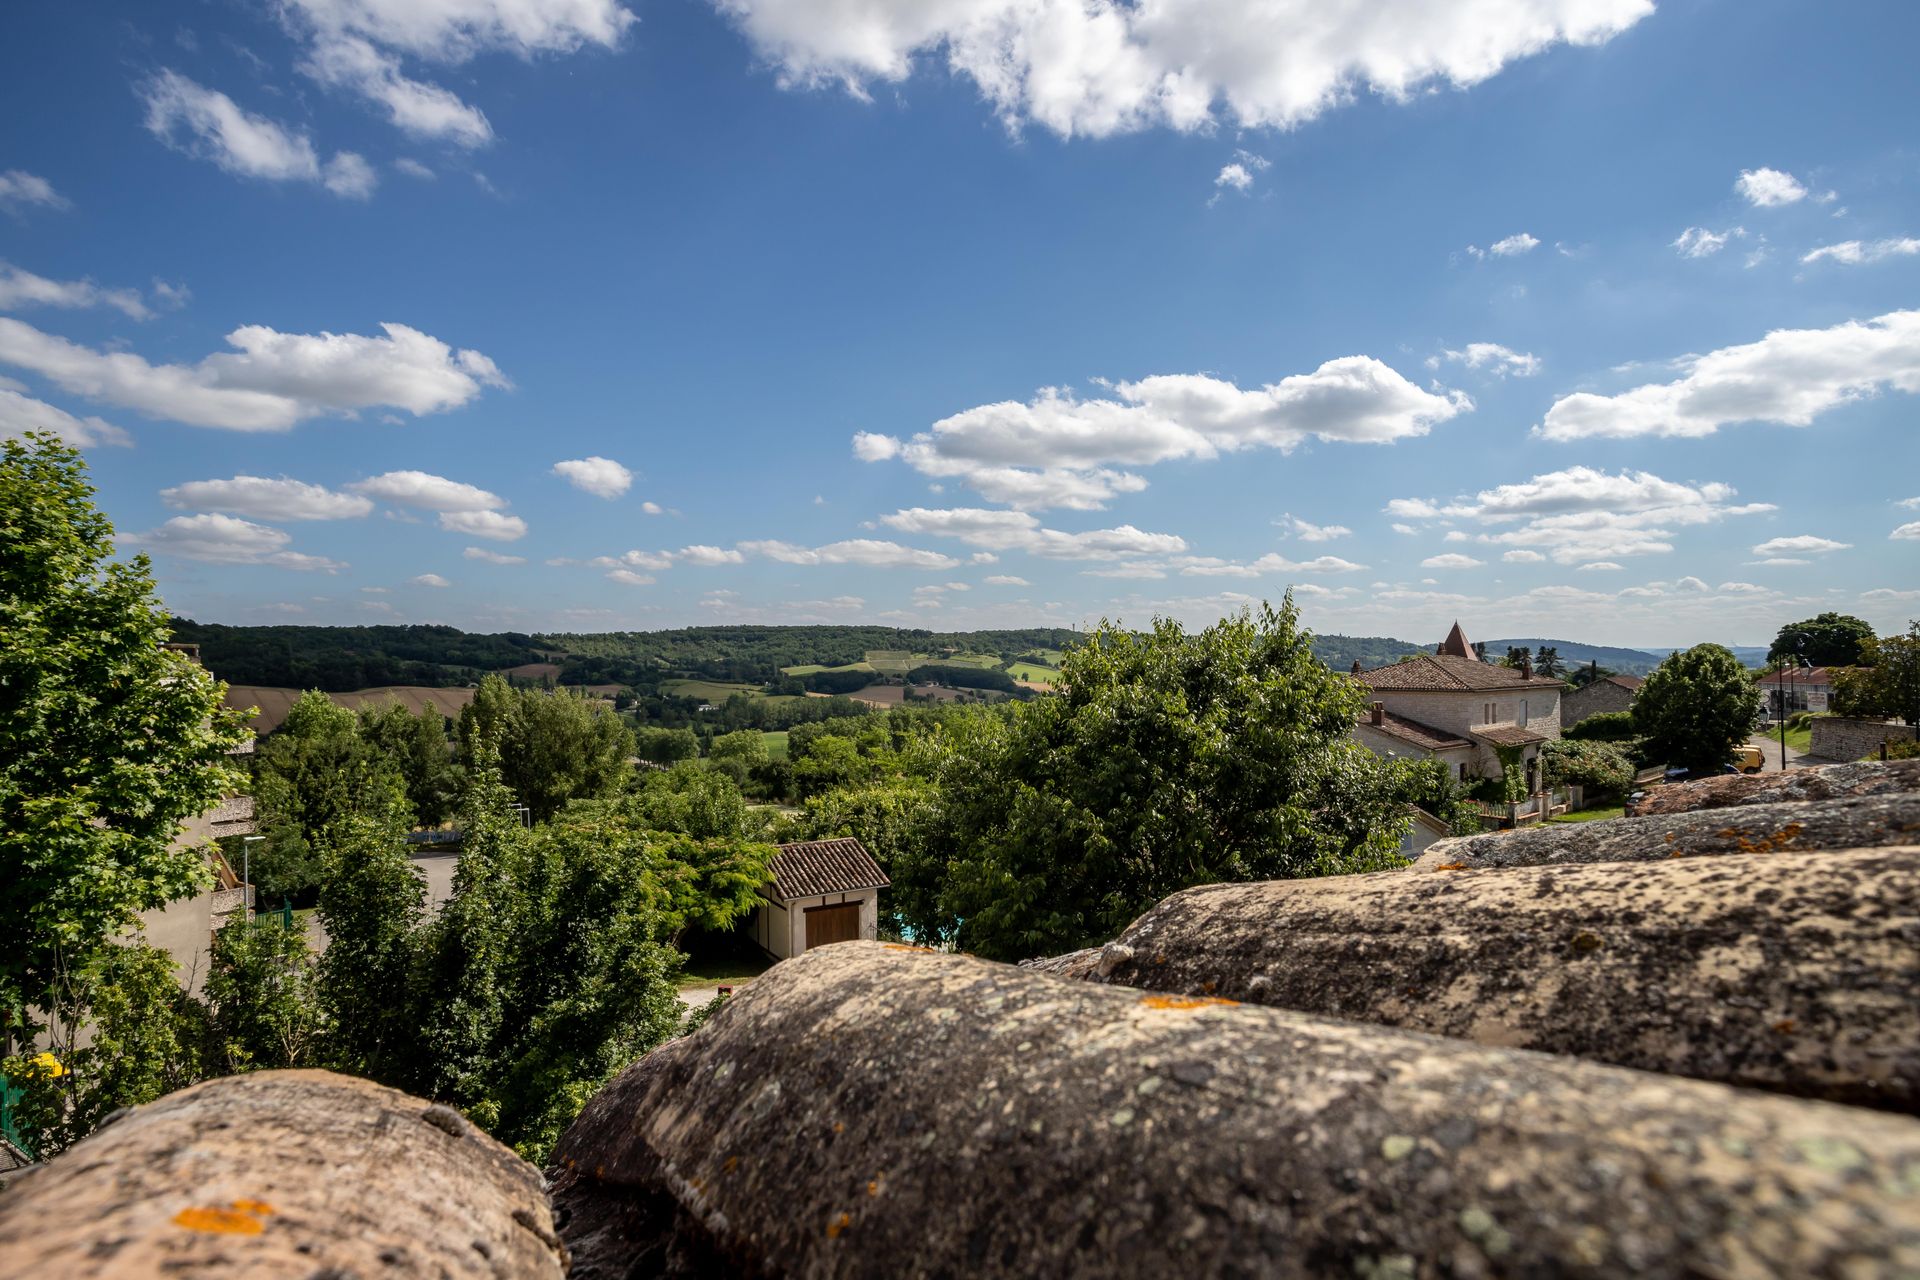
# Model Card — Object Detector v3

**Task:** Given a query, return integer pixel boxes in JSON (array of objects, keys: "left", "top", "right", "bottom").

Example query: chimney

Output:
[
  {"left": 1521, "top": 653, "right": 1534, "bottom": 680},
  {"left": 1370, "top": 701, "right": 1385, "bottom": 726},
  {"left": 1350, "top": 659, "right": 1363, "bottom": 676}
]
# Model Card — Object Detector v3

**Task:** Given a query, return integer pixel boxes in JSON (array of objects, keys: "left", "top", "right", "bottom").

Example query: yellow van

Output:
[{"left": 1732, "top": 745, "right": 1765, "bottom": 774}]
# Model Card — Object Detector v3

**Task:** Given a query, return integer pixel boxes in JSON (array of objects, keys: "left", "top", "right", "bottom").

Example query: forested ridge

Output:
[{"left": 173, "top": 620, "right": 1432, "bottom": 690}]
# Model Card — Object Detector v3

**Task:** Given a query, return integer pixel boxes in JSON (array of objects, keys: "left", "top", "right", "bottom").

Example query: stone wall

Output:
[
  {"left": 1810, "top": 715, "right": 1916, "bottom": 762},
  {"left": 551, "top": 942, "right": 1920, "bottom": 1278},
  {"left": 0, "top": 1070, "right": 567, "bottom": 1278},
  {"left": 1561, "top": 677, "right": 1634, "bottom": 726}
]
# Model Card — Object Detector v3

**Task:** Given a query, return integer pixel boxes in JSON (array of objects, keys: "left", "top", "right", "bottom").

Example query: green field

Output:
[
  {"left": 1022, "top": 649, "right": 1067, "bottom": 666},
  {"left": 1006, "top": 661, "right": 1060, "bottom": 685},
  {"left": 779, "top": 660, "right": 876, "bottom": 676},
  {"left": 661, "top": 678, "right": 765, "bottom": 701},
  {"left": 761, "top": 730, "right": 789, "bottom": 760},
  {"left": 864, "top": 649, "right": 917, "bottom": 675}
]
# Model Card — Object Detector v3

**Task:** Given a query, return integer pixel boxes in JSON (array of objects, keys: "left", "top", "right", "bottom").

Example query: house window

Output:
[
  {"left": 1519, "top": 700, "right": 1529, "bottom": 728},
  {"left": 1458, "top": 762, "right": 1469, "bottom": 781}
]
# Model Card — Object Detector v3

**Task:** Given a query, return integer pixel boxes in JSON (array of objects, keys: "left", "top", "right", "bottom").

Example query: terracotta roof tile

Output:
[
  {"left": 769, "top": 838, "right": 889, "bottom": 902},
  {"left": 1357, "top": 655, "right": 1557, "bottom": 693},
  {"left": 1359, "top": 710, "right": 1471, "bottom": 751},
  {"left": 1470, "top": 724, "right": 1550, "bottom": 748}
]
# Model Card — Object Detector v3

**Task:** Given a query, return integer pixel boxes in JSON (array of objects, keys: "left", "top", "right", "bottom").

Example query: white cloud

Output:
[
  {"left": 1717, "top": 581, "right": 1767, "bottom": 594},
  {"left": 1576, "top": 561, "right": 1623, "bottom": 571},
  {"left": 411, "top": 573, "right": 451, "bottom": 587},
  {"left": 1537, "top": 310, "right": 1920, "bottom": 441},
  {"left": 717, "top": 0, "right": 1650, "bottom": 139},
  {"left": 0, "top": 316, "right": 507, "bottom": 431},
  {"left": 1429, "top": 342, "right": 1539, "bottom": 377},
  {"left": 1751, "top": 535, "right": 1850, "bottom": 556},
  {"left": 351, "top": 470, "right": 503, "bottom": 511},
  {"left": 859, "top": 358, "right": 1465, "bottom": 509},
  {"left": 0, "top": 170, "right": 69, "bottom": 213},
  {"left": 592, "top": 549, "right": 675, "bottom": 571},
  {"left": 1214, "top": 163, "right": 1254, "bottom": 192},
  {"left": 641, "top": 500, "right": 664, "bottom": 515},
  {"left": 1502, "top": 549, "right": 1545, "bottom": 563},
  {"left": 125, "top": 512, "right": 345, "bottom": 571},
  {"left": 1735, "top": 167, "right": 1808, "bottom": 208},
  {"left": 439, "top": 509, "right": 526, "bottom": 541},
  {"left": 606, "top": 568, "right": 655, "bottom": 586},
  {"left": 1749, "top": 557, "right": 1809, "bottom": 567},
  {"left": 0, "top": 384, "right": 131, "bottom": 448},
  {"left": 276, "top": 0, "right": 633, "bottom": 147},
  {"left": 1672, "top": 226, "right": 1744, "bottom": 259},
  {"left": 394, "top": 157, "right": 436, "bottom": 180},
  {"left": 1421, "top": 553, "right": 1483, "bottom": 569},
  {"left": 878, "top": 506, "right": 1188, "bottom": 561},
  {"left": 463, "top": 546, "right": 525, "bottom": 564},
  {"left": 1387, "top": 467, "right": 1771, "bottom": 565},
  {"left": 1893, "top": 522, "right": 1920, "bottom": 541},
  {"left": 678, "top": 544, "right": 747, "bottom": 566},
  {"left": 1801, "top": 238, "right": 1920, "bottom": 267},
  {"left": 1897, "top": 497, "right": 1920, "bottom": 510},
  {"left": 984, "top": 574, "right": 1031, "bottom": 586},
  {"left": 551, "top": 455, "right": 633, "bottom": 498},
  {"left": 1279, "top": 514, "right": 1350, "bottom": 541},
  {"left": 737, "top": 538, "right": 961, "bottom": 570},
  {"left": 161, "top": 475, "right": 374, "bottom": 520},
  {"left": 140, "top": 70, "right": 376, "bottom": 200},
  {"left": 1481, "top": 233, "right": 1540, "bottom": 257},
  {"left": 0, "top": 263, "right": 152, "bottom": 320},
  {"left": 1172, "top": 553, "right": 1367, "bottom": 578}
]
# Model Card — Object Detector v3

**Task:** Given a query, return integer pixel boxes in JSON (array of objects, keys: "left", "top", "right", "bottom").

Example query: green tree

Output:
[
  {"left": 1389, "top": 756, "right": 1480, "bottom": 837},
  {"left": 1769, "top": 612, "right": 1876, "bottom": 668},
  {"left": 203, "top": 917, "right": 321, "bottom": 1073},
  {"left": 1, "top": 433, "right": 248, "bottom": 1047},
  {"left": 458, "top": 676, "right": 635, "bottom": 821},
  {"left": 1632, "top": 644, "right": 1761, "bottom": 774},
  {"left": 934, "top": 600, "right": 1407, "bottom": 961},
  {"left": 1539, "top": 738, "right": 1634, "bottom": 798},
  {"left": 314, "top": 789, "right": 425, "bottom": 1084},
  {"left": 1534, "top": 646, "right": 1564, "bottom": 678},
  {"left": 1501, "top": 645, "right": 1532, "bottom": 669},
  {"left": 251, "top": 691, "right": 402, "bottom": 903},
  {"left": 635, "top": 725, "right": 700, "bottom": 765},
  {"left": 2, "top": 943, "right": 208, "bottom": 1158},
  {"left": 358, "top": 699, "right": 460, "bottom": 826},
  {"left": 1831, "top": 622, "right": 1920, "bottom": 725},
  {"left": 619, "top": 763, "right": 752, "bottom": 839}
]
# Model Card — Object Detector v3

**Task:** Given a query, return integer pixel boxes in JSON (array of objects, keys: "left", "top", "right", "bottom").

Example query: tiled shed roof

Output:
[
  {"left": 769, "top": 838, "right": 890, "bottom": 902},
  {"left": 1470, "top": 724, "right": 1550, "bottom": 748},
  {"left": 1358, "top": 654, "right": 1557, "bottom": 693},
  {"left": 1359, "top": 710, "right": 1471, "bottom": 751}
]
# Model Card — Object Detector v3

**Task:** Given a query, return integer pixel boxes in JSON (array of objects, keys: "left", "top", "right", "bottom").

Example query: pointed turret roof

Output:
[{"left": 1437, "top": 620, "right": 1474, "bottom": 660}]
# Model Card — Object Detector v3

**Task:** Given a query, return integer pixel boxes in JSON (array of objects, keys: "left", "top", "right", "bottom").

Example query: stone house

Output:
[
  {"left": 750, "top": 838, "right": 889, "bottom": 961},
  {"left": 1755, "top": 666, "right": 1849, "bottom": 718},
  {"left": 1562, "top": 673, "right": 1642, "bottom": 728},
  {"left": 1350, "top": 622, "right": 1563, "bottom": 794}
]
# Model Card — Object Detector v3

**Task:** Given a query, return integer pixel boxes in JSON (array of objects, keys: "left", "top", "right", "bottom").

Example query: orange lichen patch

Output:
[
  {"left": 1137, "top": 994, "right": 1238, "bottom": 1010},
  {"left": 229, "top": 1199, "right": 276, "bottom": 1217},
  {"left": 1432, "top": 862, "right": 1469, "bottom": 872},
  {"left": 1715, "top": 821, "right": 1805, "bottom": 854},
  {"left": 724, "top": 1155, "right": 740, "bottom": 1174},
  {"left": 172, "top": 1206, "right": 265, "bottom": 1235},
  {"left": 1774, "top": 1019, "right": 1798, "bottom": 1035},
  {"left": 867, "top": 1178, "right": 882, "bottom": 1198},
  {"left": 833, "top": 1122, "right": 845, "bottom": 1135},
  {"left": 827, "top": 1212, "right": 852, "bottom": 1240}
]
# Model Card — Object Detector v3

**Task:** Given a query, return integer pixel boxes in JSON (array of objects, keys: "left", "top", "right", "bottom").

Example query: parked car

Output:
[{"left": 1731, "top": 745, "right": 1765, "bottom": 774}]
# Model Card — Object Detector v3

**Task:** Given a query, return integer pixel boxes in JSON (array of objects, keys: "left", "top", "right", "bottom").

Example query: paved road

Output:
[
  {"left": 677, "top": 981, "right": 755, "bottom": 1011},
  {"left": 1748, "top": 730, "right": 1814, "bottom": 771}
]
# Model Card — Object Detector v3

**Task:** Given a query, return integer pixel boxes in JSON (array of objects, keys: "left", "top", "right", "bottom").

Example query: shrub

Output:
[
  {"left": 1564, "top": 711, "right": 1635, "bottom": 742},
  {"left": 1540, "top": 739, "right": 1634, "bottom": 798}
]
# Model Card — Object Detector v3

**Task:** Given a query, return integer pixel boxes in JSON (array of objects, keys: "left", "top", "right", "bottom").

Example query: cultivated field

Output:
[
  {"left": 225, "top": 685, "right": 478, "bottom": 734},
  {"left": 501, "top": 661, "right": 564, "bottom": 682},
  {"left": 661, "top": 678, "right": 765, "bottom": 702}
]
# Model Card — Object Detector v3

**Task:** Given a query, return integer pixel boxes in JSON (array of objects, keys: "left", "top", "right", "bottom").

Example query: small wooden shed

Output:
[{"left": 751, "top": 838, "right": 890, "bottom": 960}]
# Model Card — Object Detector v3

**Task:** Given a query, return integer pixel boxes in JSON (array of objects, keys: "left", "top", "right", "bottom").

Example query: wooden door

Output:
[{"left": 804, "top": 902, "right": 862, "bottom": 950}]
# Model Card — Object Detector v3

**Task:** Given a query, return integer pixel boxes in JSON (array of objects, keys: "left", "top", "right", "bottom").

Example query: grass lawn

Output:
[
  {"left": 937, "top": 652, "right": 1005, "bottom": 669},
  {"left": 1006, "top": 661, "right": 1060, "bottom": 684},
  {"left": 864, "top": 649, "right": 916, "bottom": 675},
  {"left": 1769, "top": 725, "right": 1813, "bottom": 753},
  {"left": 1549, "top": 804, "right": 1626, "bottom": 824},
  {"left": 779, "top": 661, "right": 875, "bottom": 676},
  {"left": 761, "top": 730, "right": 789, "bottom": 760},
  {"left": 661, "top": 678, "right": 764, "bottom": 701},
  {"left": 677, "top": 956, "right": 771, "bottom": 989}
]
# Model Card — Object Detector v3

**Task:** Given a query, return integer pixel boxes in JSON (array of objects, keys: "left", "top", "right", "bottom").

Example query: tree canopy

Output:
[
  {"left": 1, "top": 434, "right": 249, "bottom": 1037},
  {"left": 1768, "top": 613, "right": 1876, "bottom": 668},
  {"left": 1632, "top": 644, "right": 1761, "bottom": 774},
  {"left": 1832, "top": 622, "right": 1920, "bottom": 726}
]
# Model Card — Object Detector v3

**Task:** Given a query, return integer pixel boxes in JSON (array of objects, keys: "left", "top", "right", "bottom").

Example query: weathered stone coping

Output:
[
  {"left": 1627, "top": 759, "right": 1920, "bottom": 817},
  {"left": 1410, "top": 790, "right": 1920, "bottom": 872},
  {"left": 0, "top": 1069, "right": 565, "bottom": 1279},
  {"left": 550, "top": 942, "right": 1920, "bottom": 1278},
  {"left": 1031, "top": 846, "right": 1920, "bottom": 1110}
]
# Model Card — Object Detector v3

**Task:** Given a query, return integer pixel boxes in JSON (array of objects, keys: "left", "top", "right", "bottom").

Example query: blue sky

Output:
[{"left": 3, "top": 0, "right": 1916, "bottom": 647}]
